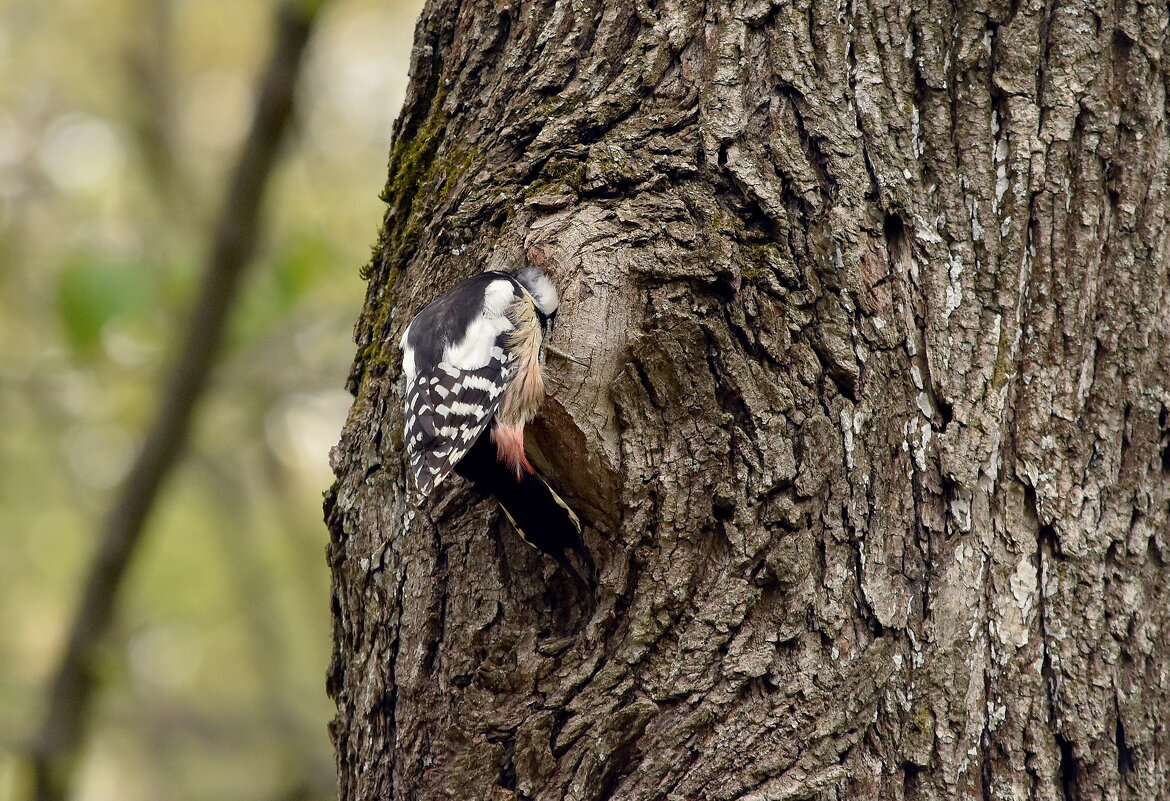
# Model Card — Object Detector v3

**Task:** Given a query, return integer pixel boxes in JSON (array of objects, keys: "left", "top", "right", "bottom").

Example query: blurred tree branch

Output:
[
  {"left": 125, "top": 0, "right": 179, "bottom": 205},
  {"left": 27, "top": 3, "right": 326, "bottom": 799}
]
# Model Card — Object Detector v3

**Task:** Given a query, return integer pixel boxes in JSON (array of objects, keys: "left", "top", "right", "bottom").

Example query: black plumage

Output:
[
  {"left": 401, "top": 271, "right": 518, "bottom": 372},
  {"left": 454, "top": 430, "right": 593, "bottom": 587},
  {"left": 401, "top": 272, "right": 521, "bottom": 496},
  {"left": 399, "top": 268, "right": 590, "bottom": 585}
]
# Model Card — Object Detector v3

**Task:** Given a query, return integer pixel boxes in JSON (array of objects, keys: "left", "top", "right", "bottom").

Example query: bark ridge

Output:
[{"left": 327, "top": 0, "right": 1170, "bottom": 798}]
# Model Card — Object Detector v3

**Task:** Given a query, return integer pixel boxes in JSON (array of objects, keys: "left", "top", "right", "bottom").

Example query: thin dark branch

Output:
[{"left": 27, "top": 4, "right": 324, "bottom": 799}]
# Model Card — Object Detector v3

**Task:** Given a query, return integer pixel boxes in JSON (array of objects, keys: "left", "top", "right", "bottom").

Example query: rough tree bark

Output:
[{"left": 325, "top": 0, "right": 1170, "bottom": 798}]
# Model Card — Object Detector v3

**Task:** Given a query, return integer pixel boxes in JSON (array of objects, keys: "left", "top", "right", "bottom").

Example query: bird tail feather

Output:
[{"left": 455, "top": 430, "right": 592, "bottom": 586}]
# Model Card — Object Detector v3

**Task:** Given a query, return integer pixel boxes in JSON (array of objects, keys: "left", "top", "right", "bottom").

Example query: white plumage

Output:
[{"left": 399, "top": 269, "right": 555, "bottom": 497}]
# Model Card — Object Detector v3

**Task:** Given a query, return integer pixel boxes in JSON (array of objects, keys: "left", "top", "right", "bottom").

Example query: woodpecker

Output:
[{"left": 399, "top": 267, "right": 590, "bottom": 584}]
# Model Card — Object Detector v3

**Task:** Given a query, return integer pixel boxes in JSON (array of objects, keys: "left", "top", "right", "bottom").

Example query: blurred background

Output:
[{"left": 0, "top": 0, "right": 422, "bottom": 798}]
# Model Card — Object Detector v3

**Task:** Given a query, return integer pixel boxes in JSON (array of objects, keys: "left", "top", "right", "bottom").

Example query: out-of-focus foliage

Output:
[{"left": 0, "top": 0, "right": 421, "bottom": 799}]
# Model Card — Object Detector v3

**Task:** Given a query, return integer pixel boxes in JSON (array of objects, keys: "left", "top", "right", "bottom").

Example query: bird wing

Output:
[
  {"left": 404, "top": 352, "right": 513, "bottom": 497},
  {"left": 400, "top": 273, "right": 528, "bottom": 498}
]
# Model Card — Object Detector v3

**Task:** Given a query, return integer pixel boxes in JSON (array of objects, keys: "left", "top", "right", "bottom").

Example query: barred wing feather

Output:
[{"left": 404, "top": 357, "right": 513, "bottom": 497}]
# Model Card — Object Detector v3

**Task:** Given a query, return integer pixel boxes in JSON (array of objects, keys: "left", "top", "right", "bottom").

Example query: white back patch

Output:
[
  {"left": 482, "top": 279, "right": 516, "bottom": 316},
  {"left": 400, "top": 320, "right": 417, "bottom": 381},
  {"left": 441, "top": 279, "right": 516, "bottom": 370}
]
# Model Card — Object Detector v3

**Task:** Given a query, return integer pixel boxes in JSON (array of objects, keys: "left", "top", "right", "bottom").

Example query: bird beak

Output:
[{"left": 545, "top": 344, "right": 589, "bottom": 367}]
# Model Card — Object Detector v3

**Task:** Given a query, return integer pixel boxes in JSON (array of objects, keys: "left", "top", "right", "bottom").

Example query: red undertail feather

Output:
[{"left": 491, "top": 422, "right": 533, "bottom": 479}]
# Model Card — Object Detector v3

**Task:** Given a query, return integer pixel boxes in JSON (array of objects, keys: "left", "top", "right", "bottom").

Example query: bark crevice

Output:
[{"left": 328, "top": 0, "right": 1170, "bottom": 797}]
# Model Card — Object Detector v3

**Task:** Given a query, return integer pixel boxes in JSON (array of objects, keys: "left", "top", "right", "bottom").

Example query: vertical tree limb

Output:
[
  {"left": 28, "top": 4, "right": 324, "bottom": 799},
  {"left": 328, "top": 0, "right": 1170, "bottom": 798}
]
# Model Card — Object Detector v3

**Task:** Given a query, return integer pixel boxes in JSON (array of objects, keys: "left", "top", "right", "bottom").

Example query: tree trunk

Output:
[{"left": 325, "top": 0, "right": 1170, "bottom": 798}]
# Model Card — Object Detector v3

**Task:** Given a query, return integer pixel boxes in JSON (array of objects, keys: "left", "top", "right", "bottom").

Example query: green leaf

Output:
[{"left": 56, "top": 255, "right": 153, "bottom": 353}]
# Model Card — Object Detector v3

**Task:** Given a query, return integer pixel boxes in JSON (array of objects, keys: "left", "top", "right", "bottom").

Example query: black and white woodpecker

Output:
[{"left": 399, "top": 266, "right": 590, "bottom": 583}]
